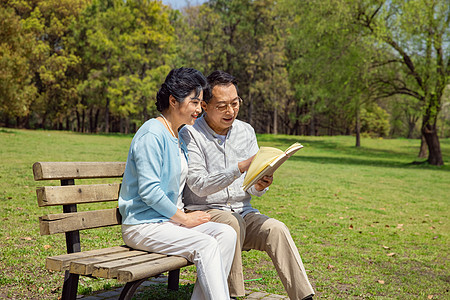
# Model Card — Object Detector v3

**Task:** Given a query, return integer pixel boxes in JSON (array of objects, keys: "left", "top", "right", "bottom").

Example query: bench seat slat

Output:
[
  {"left": 117, "top": 256, "right": 191, "bottom": 282},
  {"left": 33, "top": 162, "right": 125, "bottom": 181},
  {"left": 39, "top": 208, "right": 121, "bottom": 235},
  {"left": 70, "top": 250, "right": 148, "bottom": 275},
  {"left": 92, "top": 253, "right": 166, "bottom": 279},
  {"left": 36, "top": 183, "right": 121, "bottom": 206},
  {"left": 46, "top": 246, "right": 130, "bottom": 271}
]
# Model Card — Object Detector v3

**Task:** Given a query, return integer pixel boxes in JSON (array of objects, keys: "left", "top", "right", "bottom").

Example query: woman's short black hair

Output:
[
  {"left": 204, "top": 70, "right": 239, "bottom": 102},
  {"left": 156, "top": 67, "right": 207, "bottom": 112}
]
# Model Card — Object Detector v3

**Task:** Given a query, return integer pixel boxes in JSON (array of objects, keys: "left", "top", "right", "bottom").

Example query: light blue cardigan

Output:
[{"left": 118, "top": 118, "right": 188, "bottom": 225}]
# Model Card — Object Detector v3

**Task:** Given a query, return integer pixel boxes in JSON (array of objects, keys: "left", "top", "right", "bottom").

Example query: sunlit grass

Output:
[{"left": 0, "top": 128, "right": 448, "bottom": 299}]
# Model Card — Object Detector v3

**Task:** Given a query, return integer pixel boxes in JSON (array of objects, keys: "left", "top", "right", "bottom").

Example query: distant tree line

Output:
[{"left": 1, "top": 0, "right": 449, "bottom": 165}]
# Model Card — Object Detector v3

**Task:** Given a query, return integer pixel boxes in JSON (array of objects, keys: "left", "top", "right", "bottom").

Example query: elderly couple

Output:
[{"left": 118, "top": 68, "right": 315, "bottom": 300}]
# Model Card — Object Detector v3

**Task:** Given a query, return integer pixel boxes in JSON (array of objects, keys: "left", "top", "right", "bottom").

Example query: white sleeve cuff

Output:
[
  {"left": 248, "top": 185, "right": 268, "bottom": 197},
  {"left": 232, "top": 164, "right": 242, "bottom": 179}
]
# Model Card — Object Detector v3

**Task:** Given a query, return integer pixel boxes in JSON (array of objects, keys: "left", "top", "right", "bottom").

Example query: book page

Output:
[
  {"left": 242, "top": 142, "right": 303, "bottom": 191},
  {"left": 285, "top": 142, "right": 303, "bottom": 156},
  {"left": 243, "top": 147, "right": 284, "bottom": 188}
]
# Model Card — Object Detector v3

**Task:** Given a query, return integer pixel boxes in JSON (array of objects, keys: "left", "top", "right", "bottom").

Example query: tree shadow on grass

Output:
[
  {"left": 258, "top": 135, "right": 423, "bottom": 157},
  {"left": 258, "top": 135, "right": 449, "bottom": 171},
  {"left": 289, "top": 155, "right": 449, "bottom": 172}
]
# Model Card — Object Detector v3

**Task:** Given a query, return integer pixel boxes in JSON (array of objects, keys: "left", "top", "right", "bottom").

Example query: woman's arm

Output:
[{"left": 133, "top": 133, "right": 178, "bottom": 218}]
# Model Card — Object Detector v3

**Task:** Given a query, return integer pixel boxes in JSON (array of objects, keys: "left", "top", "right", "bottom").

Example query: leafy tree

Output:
[
  {"left": 285, "top": 0, "right": 376, "bottom": 144},
  {"left": 0, "top": 5, "right": 36, "bottom": 124},
  {"left": 356, "top": 0, "right": 449, "bottom": 165},
  {"left": 360, "top": 104, "right": 390, "bottom": 137},
  {"left": 173, "top": 4, "right": 227, "bottom": 73},
  {"left": 388, "top": 94, "right": 422, "bottom": 138},
  {"left": 201, "top": 0, "right": 291, "bottom": 133},
  {"left": 6, "top": 0, "right": 90, "bottom": 129},
  {"left": 68, "top": 0, "right": 176, "bottom": 132}
]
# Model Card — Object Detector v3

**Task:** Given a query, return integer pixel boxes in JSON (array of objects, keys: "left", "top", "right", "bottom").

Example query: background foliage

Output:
[{"left": 0, "top": 0, "right": 449, "bottom": 165}]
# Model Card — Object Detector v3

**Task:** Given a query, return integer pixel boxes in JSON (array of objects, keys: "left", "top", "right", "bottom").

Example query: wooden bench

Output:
[{"left": 33, "top": 162, "right": 192, "bottom": 300}]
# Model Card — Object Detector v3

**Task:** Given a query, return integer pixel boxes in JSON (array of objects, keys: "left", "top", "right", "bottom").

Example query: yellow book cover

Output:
[{"left": 242, "top": 142, "right": 304, "bottom": 191}]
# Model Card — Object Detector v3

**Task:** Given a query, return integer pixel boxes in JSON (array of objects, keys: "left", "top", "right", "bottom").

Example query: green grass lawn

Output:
[{"left": 0, "top": 128, "right": 448, "bottom": 299}]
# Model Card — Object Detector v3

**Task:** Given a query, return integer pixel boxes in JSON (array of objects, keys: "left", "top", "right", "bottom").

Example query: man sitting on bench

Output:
[{"left": 180, "top": 70, "right": 315, "bottom": 300}]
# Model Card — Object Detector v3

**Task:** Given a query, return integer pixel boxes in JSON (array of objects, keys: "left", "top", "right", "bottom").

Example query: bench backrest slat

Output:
[
  {"left": 33, "top": 162, "right": 126, "bottom": 180},
  {"left": 36, "top": 183, "right": 121, "bottom": 207},
  {"left": 39, "top": 208, "right": 121, "bottom": 235}
]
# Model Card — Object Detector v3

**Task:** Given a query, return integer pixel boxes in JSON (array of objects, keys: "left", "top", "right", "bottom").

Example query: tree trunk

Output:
[
  {"left": 76, "top": 110, "right": 81, "bottom": 132},
  {"left": 81, "top": 109, "right": 85, "bottom": 133},
  {"left": 105, "top": 99, "right": 110, "bottom": 133},
  {"left": 309, "top": 101, "right": 315, "bottom": 136},
  {"left": 422, "top": 124, "right": 443, "bottom": 166},
  {"left": 418, "top": 134, "right": 427, "bottom": 158},
  {"left": 125, "top": 117, "right": 129, "bottom": 134},
  {"left": 66, "top": 116, "right": 70, "bottom": 131},
  {"left": 407, "top": 119, "right": 416, "bottom": 139},
  {"left": 94, "top": 109, "right": 100, "bottom": 133},
  {"left": 3, "top": 114, "right": 10, "bottom": 127},
  {"left": 22, "top": 114, "right": 30, "bottom": 129},
  {"left": 142, "top": 96, "right": 148, "bottom": 121},
  {"left": 89, "top": 108, "right": 94, "bottom": 133},
  {"left": 294, "top": 104, "right": 301, "bottom": 135},
  {"left": 421, "top": 94, "right": 443, "bottom": 165},
  {"left": 247, "top": 92, "right": 253, "bottom": 127},
  {"left": 41, "top": 113, "right": 47, "bottom": 129},
  {"left": 355, "top": 107, "right": 361, "bottom": 147},
  {"left": 273, "top": 107, "right": 278, "bottom": 135}
]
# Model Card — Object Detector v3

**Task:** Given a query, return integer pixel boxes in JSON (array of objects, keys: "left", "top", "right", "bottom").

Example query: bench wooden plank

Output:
[
  {"left": 33, "top": 162, "right": 125, "bottom": 181},
  {"left": 70, "top": 250, "right": 148, "bottom": 275},
  {"left": 36, "top": 183, "right": 121, "bottom": 207},
  {"left": 39, "top": 208, "right": 121, "bottom": 235},
  {"left": 46, "top": 246, "right": 130, "bottom": 271},
  {"left": 92, "top": 253, "right": 166, "bottom": 279},
  {"left": 117, "top": 256, "right": 191, "bottom": 282}
]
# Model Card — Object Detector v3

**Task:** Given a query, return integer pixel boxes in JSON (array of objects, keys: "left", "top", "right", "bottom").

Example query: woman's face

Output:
[{"left": 177, "top": 90, "right": 203, "bottom": 126}]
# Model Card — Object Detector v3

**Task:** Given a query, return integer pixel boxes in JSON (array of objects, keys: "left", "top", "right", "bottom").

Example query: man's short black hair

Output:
[{"left": 204, "top": 70, "right": 239, "bottom": 102}]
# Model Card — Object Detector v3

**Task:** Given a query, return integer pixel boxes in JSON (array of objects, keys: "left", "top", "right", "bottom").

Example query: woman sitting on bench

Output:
[{"left": 119, "top": 67, "right": 236, "bottom": 300}]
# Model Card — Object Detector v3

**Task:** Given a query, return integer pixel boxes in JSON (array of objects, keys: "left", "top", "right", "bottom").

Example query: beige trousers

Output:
[{"left": 207, "top": 209, "right": 315, "bottom": 300}]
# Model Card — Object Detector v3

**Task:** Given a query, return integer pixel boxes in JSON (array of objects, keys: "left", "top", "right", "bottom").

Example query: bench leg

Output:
[
  {"left": 168, "top": 269, "right": 180, "bottom": 291},
  {"left": 61, "top": 271, "right": 79, "bottom": 300},
  {"left": 118, "top": 269, "right": 180, "bottom": 299},
  {"left": 119, "top": 278, "right": 146, "bottom": 300}
]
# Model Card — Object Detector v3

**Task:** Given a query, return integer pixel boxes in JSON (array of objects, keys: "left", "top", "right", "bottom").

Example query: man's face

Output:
[{"left": 202, "top": 84, "right": 241, "bottom": 135}]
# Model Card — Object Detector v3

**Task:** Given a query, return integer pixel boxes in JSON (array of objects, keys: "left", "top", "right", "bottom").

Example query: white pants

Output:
[{"left": 122, "top": 221, "right": 236, "bottom": 300}]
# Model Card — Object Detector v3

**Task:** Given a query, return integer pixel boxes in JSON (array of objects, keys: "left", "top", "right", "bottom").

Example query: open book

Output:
[{"left": 242, "top": 142, "right": 304, "bottom": 191}]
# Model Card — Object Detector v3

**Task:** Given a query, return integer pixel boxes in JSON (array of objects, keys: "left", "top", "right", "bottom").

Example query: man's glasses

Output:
[{"left": 214, "top": 97, "right": 242, "bottom": 112}]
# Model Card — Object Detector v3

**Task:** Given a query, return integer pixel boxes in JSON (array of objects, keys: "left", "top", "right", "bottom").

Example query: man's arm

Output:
[
  {"left": 181, "top": 123, "right": 262, "bottom": 198},
  {"left": 184, "top": 131, "right": 242, "bottom": 197}
]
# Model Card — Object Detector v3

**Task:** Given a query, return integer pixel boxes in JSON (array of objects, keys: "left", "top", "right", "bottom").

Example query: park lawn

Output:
[{"left": 0, "top": 128, "right": 448, "bottom": 299}]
